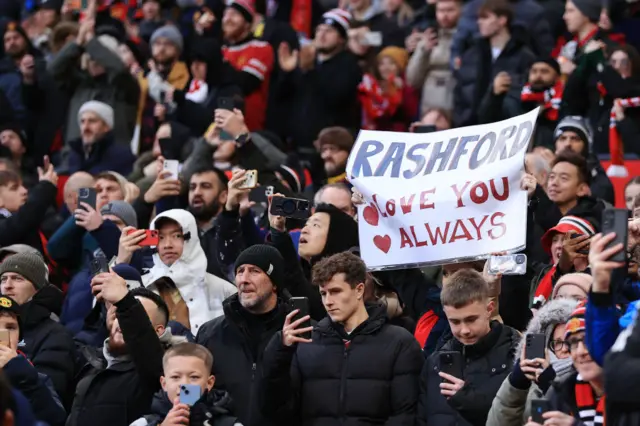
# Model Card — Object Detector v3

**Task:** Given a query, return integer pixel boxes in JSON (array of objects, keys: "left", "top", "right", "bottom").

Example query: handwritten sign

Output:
[{"left": 346, "top": 109, "right": 538, "bottom": 270}]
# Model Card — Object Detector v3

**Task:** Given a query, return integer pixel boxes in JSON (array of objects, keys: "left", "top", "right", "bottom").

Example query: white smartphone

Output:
[
  {"left": 163, "top": 160, "right": 180, "bottom": 180},
  {"left": 488, "top": 254, "right": 527, "bottom": 275},
  {"left": 239, "top": 170, "right": 258, "bottom": 189},
  {"left": 362, "top": 31, "right": 383, "bottom": 47}
]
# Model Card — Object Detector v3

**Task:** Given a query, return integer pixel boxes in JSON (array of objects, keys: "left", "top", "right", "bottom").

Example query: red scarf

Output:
[
  {"left": 520, "top": 81, "right": 564, "bottom": 121},
  {"left": 532, "top": 265, "right": 556, "bottom": 309},
  {"left": 358, "top": 74, "right": 403, "bottom": 130},
  {"left": 575, "top": 374, "right": 605, "bottom": 426}
]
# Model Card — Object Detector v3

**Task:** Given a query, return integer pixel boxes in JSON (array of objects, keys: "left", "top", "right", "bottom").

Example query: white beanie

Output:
[{"left": 78, "top": 100, "right": 114, "bottom": 129}]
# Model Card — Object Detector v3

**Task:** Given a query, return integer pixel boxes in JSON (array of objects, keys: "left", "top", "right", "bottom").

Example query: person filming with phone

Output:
[{"left": 260, "top": 251, "right": 422, "bottom": 424}]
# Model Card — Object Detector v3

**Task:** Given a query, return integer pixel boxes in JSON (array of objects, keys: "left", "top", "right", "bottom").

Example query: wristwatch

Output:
[{"left": 235, "top": 132, "right": 250, "bottom": 148}]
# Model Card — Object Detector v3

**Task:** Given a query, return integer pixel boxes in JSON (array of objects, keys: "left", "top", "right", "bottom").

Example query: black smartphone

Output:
[
  {"left": 601, "top": 207, "right": 628, "bottom": 263},
  {"left": 290, "top": 297, "right": 311, "bottom": 340},
  {"left": 270, "top": 196, "right": 311, "bottom": 220},
  {"left": 249, "top": 185, "right": 274, "bottom": 204},
  {"left": 525, "top": 333, "right": 546, "bottom": 360},
  {"left": 159, "top": 90, "right": 166, "bottom": 105},
  {"left": 413, "top": 125, "right": 437, "bottom": 134},
  {"left": 159, "top": 137, "right": 180, "bottom": 161},
  {"left": 90, "top": 256, "right": 109, "bottom": 277},
  {"left": 438, "top": 351, "right": 463, "bottom": 380},
  {"left": 570, "top": 233, "right": 591, "bottom": 255},
  {"left": 78, "top": 187, "right": 97, "bottom": 211},
  {"left": 530, "top": 399, "right": 551, "bottom": 424},
  {"left": 218, "top": 97, "right": 234, "bottom": 111}
]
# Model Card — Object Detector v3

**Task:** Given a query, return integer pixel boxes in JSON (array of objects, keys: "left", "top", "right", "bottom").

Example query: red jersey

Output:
[{"left": 223, "top": 39, "right": 274, "bottom": 131}]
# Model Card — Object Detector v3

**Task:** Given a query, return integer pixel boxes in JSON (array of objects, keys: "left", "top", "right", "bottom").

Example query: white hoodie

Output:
[{"left": 143, "top": 209, "right": 237, "bottom": 333}]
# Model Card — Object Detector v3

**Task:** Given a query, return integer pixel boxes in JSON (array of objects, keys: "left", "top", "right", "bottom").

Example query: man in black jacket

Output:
[
  {"left": 418, "top": 269, "right": 519, "bottom": 426},
  {"left": 0, "top": 252, "right": 75, "bottom": 407},
  {"left": 196, "top": 244, "right": 288, "bottom": 426},
  {"left": 262, "top": 252, "right": 423, "bottom": 425},
  {"left": 66, "top": 275, "right": 166, "bottom": 426}
]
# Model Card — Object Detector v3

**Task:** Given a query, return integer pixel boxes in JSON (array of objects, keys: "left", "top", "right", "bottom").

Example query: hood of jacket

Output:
[
  {"left": 565, "top": 196, "right": 607, "bottom": 231},
  {"left": 22, "top": 285, "right": 64, "bottom": 329},
  {"left": 310, "top": 203, "right": 359, "bottom": 266},
  {"left": 317, "top": 303, "right": 388, "bottom": 339},
  {"left": 516, "top": 298, "right": 578, "bottom": 356}
]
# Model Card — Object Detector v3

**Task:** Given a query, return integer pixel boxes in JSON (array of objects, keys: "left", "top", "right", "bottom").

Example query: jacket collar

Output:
[
  {"left": 222, "top": 293, "right": 288, "bottom": 332},
  {"left": 317, "top": 303, "right": 387, "bottom": 339},
  {"left": 449, "top": 320, "right": 504, "bottom": 358}
]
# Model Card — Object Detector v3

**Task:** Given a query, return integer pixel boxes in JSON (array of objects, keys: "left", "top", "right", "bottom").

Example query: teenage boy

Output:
[
  {"left": 131, "top": 342, "right": 241, "bottom": 426},
  {"left": 418, "top": 269, "right": 519, "bottom": 426}
]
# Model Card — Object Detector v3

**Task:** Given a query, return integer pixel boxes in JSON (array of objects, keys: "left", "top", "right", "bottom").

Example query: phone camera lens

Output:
[
  {"left": 536, "top": 407, "right": 542, "bottom": 413},
  {"left": 299, "top": 200, "right": 310, "bottom": 210},
  {"left": 515, "top": 255, "right": 525, "bottom": 265},
  {"left": 282, "top": 200, "right": 296, "bottom": 215},
  {"left": 79, "top": 189, "right": 88, "bottom": 197}
]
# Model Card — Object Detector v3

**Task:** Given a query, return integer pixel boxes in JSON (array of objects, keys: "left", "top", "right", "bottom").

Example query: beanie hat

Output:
[
  {"left": 541, "top": 215, "right": 595, "bottom": 255},
  {"left": 0, "top": 245, "right": 43, "bottom": 261},
  {"left": 317, "top": 127, "right": 354, "bottom": 153},
  {"left": 378, "top": 47, "right": 409, "bottom": 73},
  {"left": 551, "top": 272, "right": 592, "bottom": 300},
  {"left": 572, "top": 0, "right": 602, "bottom": 23},
  {"left": 150, "top": 25, "right": 184, "bottom": 53},
  {"left": 533, "top": 56, "right": 561, "bottom": 76},
  {"left": 0, "top": 123, "right": 27, "bottom": 147},
  {"left": 112, "top": 264, "right": 143, "bottom": 290},
  {"left": 228, "top": 0, "right": 256, "bottom": 23},
  {"left": 96, "top": 34, "right": 121, "bottom": 57},
  {"left": 101, "top": 201, "right": 138, "bottom": 228},
  {"left": 322, "top": 9, "right": 352, "bottom": 39},
  {"left": 564, "top": 302, "right": 586, "bottom": 339},
  {"left": 78, "top": 101, "right": 114, "bottom": 129},
  {"left": 554, "top": 116, "right": 593, "bottom": 147},
  {"left": 313, "top": 203, "right": 359, "bottom": 264},
  {"left": 234, "top": 245, "right": 284, "bottom": 289},
  {"left": 0, "top": 253, "right": 49, "bottom": 291}
]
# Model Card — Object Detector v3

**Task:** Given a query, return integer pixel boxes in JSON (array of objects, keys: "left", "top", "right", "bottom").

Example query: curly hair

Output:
[{"left": 311, "top": 252, "right": 367, "bottom": 288}]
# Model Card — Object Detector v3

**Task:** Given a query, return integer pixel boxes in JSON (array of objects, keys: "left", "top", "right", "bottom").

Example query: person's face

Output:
[
  {"left": 190, "top": 60, "right": 207, "bottom": 81},
  {"left": 547, "top": 162, "right": 588, "bottom": 205},
  {"left": 1, "top": 273, "right": 36, "bottom": 305},
  {"left": 550, "top": 324, "right": 571, "bottom": 359},
  {"left": 477, "top": 11, "right": 505, "bottom": 38},
  {"left": 568, "top": 331, "right": 602, "bottom": 382},
  {"left": 117, "top": 44, "right": 136, "bottom": 68},
  {"left": 555, "top": 284, "right": 587, "bottom": 302},
  {"left": 102, "top": 214, "right": 126, "bottom": 230},
  {"left": 212, "top": 134, "right": 236, "bottom": 163},
  {"left": 625, "top": 183, "right": 640, "bottom": 210},
  {"left": 80, "top": 112, "right": 110, "bottom": 146},
  {"left": 378, "top": 56, "right": 399, "bottom": 80},
  {"left": 152, "top": 37, "right": 179, "bottom": 65},
  {"left": 142, "top": 0, "right": 161, "bottom": 20},
  {"left": 0, "top": 180, "right": 27, "bottom": 213},
  {"left": 0, "top": 130, "right": 25, "bottom": 158},
  {"left": 0, "top": 313, "right": 20, "bottom": 351},
  {"left": 235, "top": 264, "right": 277, "bottom": 313},
  {"left": 564, "top": 0, "right": 589, "bottom": 34},
  {"left": 528, "top": 63, "right": 557, "bottom": 90},
  {"left": 3, "top": 30, "right": 26, "bottom": 58},
  {"left": 222, "top": 8, "right": 250, "bottom": 41},
  {"left": 525, "top": 154, "right": 549, "bottom": 189},
  {"left": 315, "top": 24, "right": 342, "bottom": 54},
  {"left": 298, "top": 212, "right": 330, "bottom": 260},
  {"left": 320, "top": 144, "right": 349, "bottom": 177},
  {"left": 188, "top": 172, "right": 227, "bottom": 222},
  {"left": 610, "top": 50, "right": 632, "bottom": 79},
  {"left": 320, "top": 273, "right": 364, "bottom": 324},
  {"left": 443, "top": 300, "right": 493, "bottom": 346},
  {"left": 161, "top": 356, "right": 215, "bottom": 403},
  {"left": 421, "top": 110, "right": 451, "bottom": 131},
  {"left": 436, "top": 0, "right": 461, "bottom": 29},
  {"left": 550, "top": 233, "right": 564, "bottom": 265},
  {"left": 95, "top": 178, "right": 124, "bottom": 210},
  {"left": 158, "top": 222, "right": 185, "bottom": 266},
  {"left": 317, "top": 187, "right": 356, "bottom": 217},
  {"left": 37, "top": 9, "right": 58, "bottom": 28},
  {"left": 87, "top": 58, "right": 106, "bottom": 77},
  {"left": 383, "top": 0, "right": 403, "bottom": 13},
  {"left": 533, "top": 146, "right": 556, "bottom": 165},
  {"left": 555, "top": 132, "right": 585, "bottom": 155},
  {"left": 109, "top": 296, "right": 165, "bottom": 355}
]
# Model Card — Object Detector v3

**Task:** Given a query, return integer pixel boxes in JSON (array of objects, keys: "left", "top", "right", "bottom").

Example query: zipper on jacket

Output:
[
  {"left": 251, "top": 362, "right": 256, "bottom": 381},
  {"left": 338, "top": 344, "right": 349, "bottom": 418}
]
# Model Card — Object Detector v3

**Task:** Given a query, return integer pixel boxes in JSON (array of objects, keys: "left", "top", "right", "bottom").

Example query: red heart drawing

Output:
[
  {"left": 363, "top": 204, "right": 379, "bottom": 226},
  {"left": 373, "top": 235, "right": 391, "bottom": 254}
]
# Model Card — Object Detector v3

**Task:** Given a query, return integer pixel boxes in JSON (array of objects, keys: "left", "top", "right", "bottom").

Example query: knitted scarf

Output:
[
  {"left": 520, "top": 81, "right": 564, "bottom": 121},
  {"left": 358, "top": 74, "right": 402, "bottom": 130},
  {"left": 575, "top": 374, "right": 605, "bottom": 426},
  {"left": 532, "top": 265, "right": 556, "bottom": 310}
]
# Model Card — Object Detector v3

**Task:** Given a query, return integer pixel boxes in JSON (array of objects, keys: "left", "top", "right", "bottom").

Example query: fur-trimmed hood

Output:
[{"left": 516, "top": 298, "right": 579, "bottom": 356}]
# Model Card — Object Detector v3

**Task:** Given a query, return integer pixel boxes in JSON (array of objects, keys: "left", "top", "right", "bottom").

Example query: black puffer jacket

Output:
[
  {"left": 195, "top": 294, "right": 289, "bottom": 426},
  {"left": 21, "top": 285, "right": 76, "bottom": 407},
  {"left": 418, "top": 321, "right": 520, "bottom": 426},
  {"left": 261, "top": 304, "right": 424, "bottom": 426}
]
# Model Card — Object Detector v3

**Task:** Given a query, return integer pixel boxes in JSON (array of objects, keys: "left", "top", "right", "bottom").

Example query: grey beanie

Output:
[
  {"left": 0, "top": 252, "right": 49, "bottom": 291},
  {"left": 572, "top": 0, "right": 602, "bottom": 23},
  {"left": 150, "top": 25, "right": 183, "bottom": 52},
  {"left": 0, "top": 245, "right": 43, "bottom": 261},
  {"left": 101, "top": 201, "right": 138, "bottom": 228},
  {"left": 554, "top": 115, "right": 593, "bottom": 145},
  {"left": 78, "top": 100, "right": 114, "bottom": 129}
]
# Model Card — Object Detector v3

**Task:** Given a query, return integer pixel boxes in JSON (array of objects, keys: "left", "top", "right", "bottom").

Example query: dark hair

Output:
[
  {"left": 163, "top": 342, "right": 213, "bottom": 372},
  {"left": 311, "top": 252, "right": 367, "bottom": 288},
  {"left": 440, "top": 269, "right": 489, "bottom": 308},
  {"left": 188, "top": 164, "right": 229, "bottom": 188},
  {"left": 130, "top": 287, "right": 170, "bottom": 326},
  {"left": 0, "top": 170, "right": 20, "bottom": 187},
  {"left": 478, "top": 0, "right": 513, "bottom": 27},
  {"left": 552, "top": 150, "right": 590, "bottom": 185}
]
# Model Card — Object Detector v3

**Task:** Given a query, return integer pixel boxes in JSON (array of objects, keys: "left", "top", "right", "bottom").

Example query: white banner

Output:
[{"left": 346, "top": 109, "right": 538, "bottom": 271}]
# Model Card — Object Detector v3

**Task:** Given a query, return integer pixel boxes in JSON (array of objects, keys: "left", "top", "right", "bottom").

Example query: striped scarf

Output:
[
  {"left": 520, "top": 81, "right": 564, "bottom": 121},
  {"left": 575, "top": 374, "right": 605, "bottom": 426},
  {"left": 608, "top": 96, "right": 640, "bottom": 177}
]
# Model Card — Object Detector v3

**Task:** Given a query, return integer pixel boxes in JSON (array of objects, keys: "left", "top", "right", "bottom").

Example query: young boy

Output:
[{"left": 132, "top": 342, "right": 241, "bottom": 426}]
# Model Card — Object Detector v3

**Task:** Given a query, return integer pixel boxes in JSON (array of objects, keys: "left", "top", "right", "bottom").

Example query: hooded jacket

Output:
[
  {"left": 20, "top": 285, "right": 76, "bottom": 407},
  {"left": 487, "top": 299, "right": 578, "bottom": 426},
  {"left": 144, "top": 209, "right": 237, "bottom": 333}
]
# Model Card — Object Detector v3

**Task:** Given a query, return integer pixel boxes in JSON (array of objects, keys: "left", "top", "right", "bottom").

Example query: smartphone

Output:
[
  {"left": 217, "top": 97, "right": 235, "bottom": 140},
  {"left": 488, "top": 254, "right": 527, "bottom": 275},
  {"left": 438, "top": 351, "right": 463, "bottom": 380},
  {"left": 269, "top": 196, "right": 311, "bottom": 220},
  {"left": 570, "top": 233, "right": 591, "bottom": 255},
  {"left": 90, "top": 256, "right": 109, "bottom": 277},
  {"left": 127, "top": 229, "right": 159, "bottom": 247},
  {"left": 413, "top": 125, "right": 437, "bottom": 134},
  {"left": 163, "top": 160, "right": 180, "bottom": 180},
  {"left": 530, "top": 399, "right": 551, "bottom": 424},
  {"left": 239, "top": 170, "right": 258, "bottom": 190},
  {"left": 249, "top": 185, "right": 274, "bottom": 204},
  {"left": 159, "top": 137, "right": 180, "bottom": 161},
  {"left": 602, "top": 208, "right": 629, "bottom": 263},
  {"left": 0, "top": 330, "right": 10, "bottom": 346},
  {"left": 159, "top": 90, "right": 166, "bottom": 105},
  {"left": 78, "top": 187, "right": 97, "bottom": 211},
  {"left": 179, "top": 384, "right": 201, "bottom": 406},
  {"left": 289, "top": 297, "right": 312, "bottom": 340},
  {"left": 525, "top": 333, "right": 546, "bottom": 360},
  {"left": 362, "top": 31, "right": 383, "bottom": 47}
]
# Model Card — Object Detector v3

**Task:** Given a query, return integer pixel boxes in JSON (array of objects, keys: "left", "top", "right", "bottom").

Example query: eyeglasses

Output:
[
  {"left": 565, "top": 337, "right": 586, "bottom": 352},
  {"left": 549, "top": 339, "right": 569, "bottom": 353}
]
